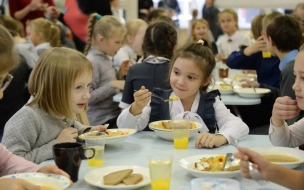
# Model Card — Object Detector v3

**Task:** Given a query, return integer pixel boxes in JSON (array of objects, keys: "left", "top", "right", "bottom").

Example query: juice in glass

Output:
[
  {"left": 172, "top": 120, "right": 190, "bottom": 150},
  {"left": 148, "top": 155, "right": 172, "bottom": 190},
  {"left": 84, "top": 132, "right": 106, "bottom": 167},
  {"left": 262, "top": 51, "right": 272, "bottom": 58}
]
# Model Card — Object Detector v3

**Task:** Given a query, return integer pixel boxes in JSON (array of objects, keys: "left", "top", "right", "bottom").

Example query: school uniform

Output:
[
  {"left": 216, "top": 31, "right": 252, "bottom": 56},
  {"left": 117, "top": 89, "right": 249, "bottom": 142},
  {"left": 87, "top": 48, "right": 121, "bottom": 126},
  {"left": 119, "top": 56, "right": 172, "bottom": 109}
]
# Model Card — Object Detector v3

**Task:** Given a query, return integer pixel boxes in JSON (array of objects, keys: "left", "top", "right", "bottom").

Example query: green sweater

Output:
[{"left": 1, "top": 105, "right": 89, "bottom": 164}]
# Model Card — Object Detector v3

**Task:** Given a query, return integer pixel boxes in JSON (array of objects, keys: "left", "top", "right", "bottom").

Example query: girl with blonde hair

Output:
[
  {"left": 113, "top": 19, "right": 148, "bottom": 78},
  {"left": 0, "top": 25, "right": 70, "bottom": 189},
  {"left": 84, "top": 14, "right": 125, "bottom": 127},
  {"left": 26, "top": 18, "right": 60, "bottom": 56},
  {"left": 2, "top": 47, "right": 107, "bottom": 164}
]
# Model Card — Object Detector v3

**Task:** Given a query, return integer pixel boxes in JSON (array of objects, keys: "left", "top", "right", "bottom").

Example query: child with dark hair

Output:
[
  {"left": 265, "top": 15, "right": 303, "bottom": 126},
  {"left": 119, "top": 21, "right": 177, "bottom": 109},
  {"left": 117, "top": 40, "right": 249, "bottom": 147}
]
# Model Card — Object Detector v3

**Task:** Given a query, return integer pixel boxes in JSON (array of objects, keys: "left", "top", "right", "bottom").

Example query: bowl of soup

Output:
[{"left": 250, "top": 147, "right": 304, "bottom": 169}]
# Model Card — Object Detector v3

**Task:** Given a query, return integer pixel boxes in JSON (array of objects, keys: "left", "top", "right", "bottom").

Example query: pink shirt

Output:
[{"left": 0, "top": 144, "right": 41, "bottom": 176}]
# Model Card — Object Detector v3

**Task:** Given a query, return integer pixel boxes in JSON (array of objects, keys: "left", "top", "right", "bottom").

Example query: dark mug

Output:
[{"left": 52, "top": 142, "right": 95, "bottom": 182}]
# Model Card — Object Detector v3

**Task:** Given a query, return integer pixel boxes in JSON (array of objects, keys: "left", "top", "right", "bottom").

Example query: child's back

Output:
[{"left": 119, "top": 21, "right": 177, "bottom": 109}]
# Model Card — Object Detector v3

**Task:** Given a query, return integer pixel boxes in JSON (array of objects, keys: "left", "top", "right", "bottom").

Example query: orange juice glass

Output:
[
  {"left": 262, "top": 51, "right": 272, "bottom": 58},
  {"left": 84, "top": 132, "right": 106, "bottom": 167},
  {"left": 172, "top": 120, "right": 190, "bottom": 149},
  {"left": 148, "top": 154, "right": 173, "bottom": 190}
]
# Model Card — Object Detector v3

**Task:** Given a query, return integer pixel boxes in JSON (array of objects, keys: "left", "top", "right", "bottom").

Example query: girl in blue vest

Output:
[{"left": 117, "top": 40, "right": 249, "bottom": 148}]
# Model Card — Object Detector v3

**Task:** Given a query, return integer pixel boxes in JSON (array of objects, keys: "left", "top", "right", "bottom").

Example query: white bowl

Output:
[
  {"left": 250, "top": 147, "right": 304, "bottom": 169},
  {"left": 84, "top": 165, "right": 150, "bottom": 190},
  {"left": 79, "top": 129, "right": 137, "bottom": 144},
  {"left": 0, "top": 173, "right": 70, "bottom": 190},
  {"left": 234, "top": 88, "right": 270, "bottom": 98},
  {"left": 179, "top": 154, "right": 241, "bottom": 178},
  {"left": 149, "top": 120, "right": 202, "bottom": 141},
  {"left": 191, "top": 178, "right": 241, "bottom": 190}
]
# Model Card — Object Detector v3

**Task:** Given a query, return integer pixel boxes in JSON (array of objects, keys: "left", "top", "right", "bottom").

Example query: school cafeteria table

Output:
[{"left": 41, "top": 132, "right": 295, "bottom": 190}]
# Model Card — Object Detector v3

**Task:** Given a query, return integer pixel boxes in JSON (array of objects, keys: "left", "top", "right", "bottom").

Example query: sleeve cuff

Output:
[{"left": 269, "top": 118, "right": 287, "bottom": 134}]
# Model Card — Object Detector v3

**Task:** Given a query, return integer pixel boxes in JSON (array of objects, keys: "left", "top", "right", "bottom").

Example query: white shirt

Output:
[
  {"left": 117, "top": 92, "right": 249, "bottom": 142},
  {"left": 269, "top": 118, "right": 304, "bottom": 147},
  {"left": 216, "top": 31, "right": 252, "bottom": 57},
  {"left": 113, "top": 45, "right": 137, "bottom": 72}
]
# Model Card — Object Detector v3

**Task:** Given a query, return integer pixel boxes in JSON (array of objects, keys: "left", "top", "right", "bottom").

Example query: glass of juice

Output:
[
  {"left": 262, "top": 51, "right": 272, "bottom": 58},
  {"left": 148, "top": 154, "right": 173, "bottom": 190},
  {"left": 172, "top": 119, "right": 190, "bottom": 150},
  {"left": 84, "top": 131, "right": 106, "bottom": 167}
]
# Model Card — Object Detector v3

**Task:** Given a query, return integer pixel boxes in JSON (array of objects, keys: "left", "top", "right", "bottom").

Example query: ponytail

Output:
[
  {"left": 84, "top": 13, "right": 98, "bottom": 55},
  {"left": 49, "top": 24, "right": 60, "bottom": 47}
]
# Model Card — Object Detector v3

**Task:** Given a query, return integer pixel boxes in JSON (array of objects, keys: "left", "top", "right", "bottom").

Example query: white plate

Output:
[
  {"left": 149, "top": 120, "right": 202, "bottom": 141},
  {"left": 1, "top": 173, "right": 70, "bottom": 190},
  {"left": 79, "top": 129, "right": 137, "bottom": 144},
  {"left": 191, "top": 178, "right": 241, "bottom": 190},
  {"left": 179, "top": 154, "right": 241, "bottom": 178},
  {"left": 84, "top": 165, "right": 150, "bottom": 190},
  {"left": 251, "top": 147, "right": 304, "bottom": 169},
  {"left": 234, "top": 88, "right": 270, "bottom": 98}
]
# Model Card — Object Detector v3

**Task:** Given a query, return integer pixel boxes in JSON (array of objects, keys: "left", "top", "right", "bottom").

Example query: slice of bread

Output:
[
  {"left": 103, "top": 169, "right": 133, "bottom": 185},
  {"left": 162, "top": 121, "right": 172, "bottom": 129},
  {"left": 123, "top": 173, "right": 143, "bottom": 185}
]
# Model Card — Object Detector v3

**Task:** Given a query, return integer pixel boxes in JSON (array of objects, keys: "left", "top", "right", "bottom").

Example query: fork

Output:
[
  {"left": 134, "top": 90, "right": 177, "bottom": 103},
  {"left": 229, "top": 136, "right": 268, "bottom": 186}
]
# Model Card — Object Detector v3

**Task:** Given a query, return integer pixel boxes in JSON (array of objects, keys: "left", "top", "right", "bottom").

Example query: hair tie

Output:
[
  {"left": 50, "top": 25, "right": 54, "bottom": 28},
  {"left": 96, "top": 14, "right": 102, "bottom": 20},
  {"left": 197, "top": 39, "right": 204, "bottom": 45}
]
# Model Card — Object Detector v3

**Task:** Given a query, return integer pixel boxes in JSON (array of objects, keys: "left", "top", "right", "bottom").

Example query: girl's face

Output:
[
  {"left": 293, "top": 51, "right": 304, "bottom": 110},
  {"left": 193, "top": 22, "right": 209, "bottom": 40},
  {"left": 0, "top": 72, "right": 8, "bottom": 100},
  {"left": 70, "top": 71, "right": 92, "bottom": 115},
  {"left": 170, "top": 58, "right": 208, "bottom": 102},
  {"left": 26, "top": 26, "right": 40, "bottom": 46},
  {"left": 130, "top": 25, "right": 147, "bottom": 56},
  {"left": 219, "top": 13, "right": 237, "bottom": 34},
  {"left": 98, "top": 29, "right": 124, "bottom": 57}
]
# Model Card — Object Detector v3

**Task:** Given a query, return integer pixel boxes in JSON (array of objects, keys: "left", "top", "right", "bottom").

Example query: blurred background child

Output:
[
  {"left": 85, "top": 14, "right": 125, "bottom": 128},
  {"left": 216, "top": 9, "right": 251, "bottom": 59},
  {"left": 26, "top": 18, "right": 60, "bottom": 56},
  {"left": 114, "top": 19, "right": 148, "bottom": 78},
  {"left": 190, "top": 19, "right": 218, "bottom": 54}
]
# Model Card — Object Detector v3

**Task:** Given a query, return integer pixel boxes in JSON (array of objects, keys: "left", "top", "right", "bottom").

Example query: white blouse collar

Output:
[{"left": 143, "top": 55, "right": 170, "bottom": 64}]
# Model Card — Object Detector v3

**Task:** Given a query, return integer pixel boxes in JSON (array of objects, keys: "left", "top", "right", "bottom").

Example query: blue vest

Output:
[{"left": 146, "top": 88, "right": 220, "bottom": 132}]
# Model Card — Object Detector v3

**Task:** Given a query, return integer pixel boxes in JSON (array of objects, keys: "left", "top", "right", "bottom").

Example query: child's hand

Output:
[
  {"left": 195, "top": 132, "right": 228, "bottom": 148},
  {"left": 130, "top": 86, "right": 151, "bottom": 116},
  {"left": 111, "top": 80, "right": 125, "bottom": 90},
  {"left": 234, "top": 146, "right": 273, "bottom": 180},
  {"left": 56, "top": 127, "right": 78, "bottom": 143},
  {"left": 271, "top": 96, "right": 300, "bottom": 127},
  {"left": 117, "top": 60, "right": 131, "bottom": 79},
  {"left": 0, "top": 178, "right": 40, "bottom": 190},
  {"left": 90, "top": 125, "right": 108, "bottom": 132}
]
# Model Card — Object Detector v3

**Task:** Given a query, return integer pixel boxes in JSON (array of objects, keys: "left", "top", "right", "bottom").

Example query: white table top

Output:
[
  {"left": 42, "top": 132, "right": 295, "bottom": 190},
  {"left": 113, "top": 92, "right": 261, "bottom": 106}
]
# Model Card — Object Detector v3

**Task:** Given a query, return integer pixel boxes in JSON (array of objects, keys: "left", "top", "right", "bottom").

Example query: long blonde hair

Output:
[
  {"left": 27, "top": 18, "right": 61, "bottom": 47},
  {"left": 84, "top": 14, "right": 125, "bottom": 55},
  {"left": 123, "top": 19, "right": 147, "bottom": 44},
  {"left": 28, "top": 47, "right": 93, "bottom": 119},
  {"left": 0, "top": 25, "right": 19, "bottom": 74}
]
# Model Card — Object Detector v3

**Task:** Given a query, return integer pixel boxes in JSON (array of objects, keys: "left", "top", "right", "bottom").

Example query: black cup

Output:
[{"left": 52, "top": 142, "right": 95, "bottom": 182}]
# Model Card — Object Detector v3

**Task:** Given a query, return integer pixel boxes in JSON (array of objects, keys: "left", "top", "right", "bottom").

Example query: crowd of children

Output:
[{"left": 1, "top": 2, "right": 304, "bottom": 190}]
